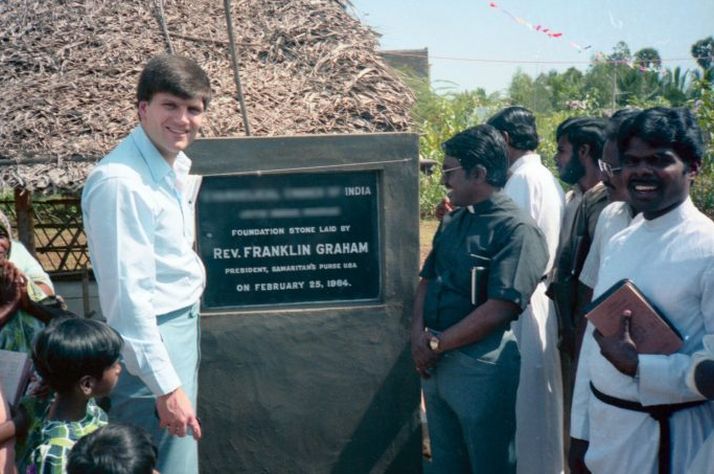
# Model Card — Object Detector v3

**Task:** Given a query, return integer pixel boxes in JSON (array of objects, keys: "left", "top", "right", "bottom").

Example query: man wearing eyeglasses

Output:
[
  {"left": 412, "top": 125, "right": 548, "bottom": 473},
  {"left": 570, "top": 107, "right": 714, "bottom": 474},
  {"left": 568, "top": 108, "right": 641, "bottom": 473},
  {"left": 576, "top": 109, "right": 642, "bottom": 314},
  {"left": 487, "top": 106, "right": 565, "bottom": 474}
]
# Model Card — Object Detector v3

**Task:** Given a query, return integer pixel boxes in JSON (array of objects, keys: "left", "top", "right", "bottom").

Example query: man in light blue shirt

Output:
[{"left": 82, "top": 54, "right": 210, "bottom": 474}]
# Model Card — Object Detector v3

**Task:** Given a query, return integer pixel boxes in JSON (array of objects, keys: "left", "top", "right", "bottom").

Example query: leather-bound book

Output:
[{"left": 585, "top": 279, "right": 682, "bottom": 355}]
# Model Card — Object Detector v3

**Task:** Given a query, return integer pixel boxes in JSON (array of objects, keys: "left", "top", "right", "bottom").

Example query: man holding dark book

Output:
[
  {"left": 412, "top": 124, "right": 548, "bottom": 473},
  {"left": 570, "top": 108, "right": 714, "bottom": 474}
]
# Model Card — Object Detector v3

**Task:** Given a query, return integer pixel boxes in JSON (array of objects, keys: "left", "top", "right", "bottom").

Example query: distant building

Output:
[{"left": 379, "top": 48, "right": 430, "bottom": 81}]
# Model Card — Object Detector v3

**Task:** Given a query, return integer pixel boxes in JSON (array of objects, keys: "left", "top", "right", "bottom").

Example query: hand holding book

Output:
[
  {"left": 593, "top": 310, "right": 639, "bottom": 377},
  {"left": 585, "top": 279, "right": 683, "bottom": 355}
]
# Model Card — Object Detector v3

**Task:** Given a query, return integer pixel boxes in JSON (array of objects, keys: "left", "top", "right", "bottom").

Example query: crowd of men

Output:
[
  {"left": 3, "top": 51, "right": 711, "bottom": 474},
  {"left": 413, "top": 105, "right": 714, "bottom": 473}
]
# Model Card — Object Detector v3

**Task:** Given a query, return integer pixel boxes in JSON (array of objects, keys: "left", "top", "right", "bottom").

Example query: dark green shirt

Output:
[
  {"left": 553, "top": 182, "right": 609, "bottom": 284},
  {"left": 420, "top": 192, "right": 549, "bottom": 348},
  {"left": 549, "top": 182, "right": 609, "bottom": 334}
]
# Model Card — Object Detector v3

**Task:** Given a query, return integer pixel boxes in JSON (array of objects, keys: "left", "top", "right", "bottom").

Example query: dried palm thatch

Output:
[{"left": 0, "top": 0, "right": 414, "bottom": 193}]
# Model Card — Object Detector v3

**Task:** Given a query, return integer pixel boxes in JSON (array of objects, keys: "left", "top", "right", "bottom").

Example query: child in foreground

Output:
[
  {"left": 68, "top": 423, "right": 158, "bottom": 474},
  {"left": 26, "top": 317, "right": 123, "bottom": 474}
]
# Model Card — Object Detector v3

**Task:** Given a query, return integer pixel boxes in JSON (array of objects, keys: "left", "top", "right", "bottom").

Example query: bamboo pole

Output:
[
  {"left": 154, "top": 0, "right": 175, "bottom": 54},
  {"left": 223, "top": 0, "right": 252, "bottom": 136}
]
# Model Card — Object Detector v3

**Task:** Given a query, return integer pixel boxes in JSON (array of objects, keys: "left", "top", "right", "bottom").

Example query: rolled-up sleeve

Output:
[
  {"left": 687, "top": 335, "right": 714, "bottom": 397},
  {"left": 489, "top": 223, "right": 548, "bottom": 311},
  {"left": 83, "top": 175, "right": 181, "bottom": 396}
]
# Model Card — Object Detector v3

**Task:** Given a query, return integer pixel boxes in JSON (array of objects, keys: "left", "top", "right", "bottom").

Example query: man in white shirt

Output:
[
  {"left": 571, "top": 107, "right": 714, "bottom": 474},
  {"left": 686, "top": 335, "right": 714, "bottom": 473},
  {"left": 488, "top": 106, "right": 565, "bottom": 474},
  {"left": 569, "top": 108, "right": 640, "bottom": 472},
  {"left": 82, "top": 55, "right": 210, "bottom": 474}
]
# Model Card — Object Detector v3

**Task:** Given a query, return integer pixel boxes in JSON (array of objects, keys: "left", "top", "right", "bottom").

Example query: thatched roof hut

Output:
[{"left": 0, "top": 0, "right": 414, "bottom": 194}]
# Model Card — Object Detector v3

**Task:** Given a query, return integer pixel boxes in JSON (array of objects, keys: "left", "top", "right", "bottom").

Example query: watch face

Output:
[{"left": 429, "top": 337, "right": 439, "bottom": 351}]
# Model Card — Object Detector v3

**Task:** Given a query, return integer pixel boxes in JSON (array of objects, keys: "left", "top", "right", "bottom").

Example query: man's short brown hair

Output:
[{"left": 137, "top": 54, "right": 211, "bottom": 109}]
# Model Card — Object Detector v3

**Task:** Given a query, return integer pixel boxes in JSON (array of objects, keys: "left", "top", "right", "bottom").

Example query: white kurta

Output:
[
  {"left": 504, "top": 153, "right": 565, "bottom": 271},
  {"left": 686, "top": 336, "right": 714, "bottom": 473},
  {"left": 505, "top": 153, "right": 566, "bottom": 474},
  {"left": 578, "top": 201, "right": 635, "bottom": 290},
  {"left": 572, "top": 198, "right": 714, "bottom": 474}
]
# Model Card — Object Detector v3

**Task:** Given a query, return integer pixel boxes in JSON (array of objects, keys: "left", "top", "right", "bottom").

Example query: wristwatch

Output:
[{"left": 429, "top": 334, "right": 442, "bottom": 353}]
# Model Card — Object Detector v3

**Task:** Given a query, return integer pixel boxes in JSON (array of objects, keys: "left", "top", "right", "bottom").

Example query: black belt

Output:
[{"left": 590, "top": 382, "right": 705, "bottom": 474}]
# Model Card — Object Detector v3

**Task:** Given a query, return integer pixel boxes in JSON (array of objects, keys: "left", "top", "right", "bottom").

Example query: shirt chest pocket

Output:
[{"left": 444, "top": 246, "right": 491, "bottom": 303}]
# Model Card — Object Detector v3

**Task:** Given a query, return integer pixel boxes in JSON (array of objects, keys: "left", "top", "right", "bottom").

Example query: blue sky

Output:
[{"left": 349, "top": 0, "right": 713, "bottom": 94}]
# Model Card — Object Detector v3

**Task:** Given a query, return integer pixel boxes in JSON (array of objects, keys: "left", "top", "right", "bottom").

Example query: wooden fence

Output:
[{"left": 0, "top": 195, "right": 89, "bottom": 275}]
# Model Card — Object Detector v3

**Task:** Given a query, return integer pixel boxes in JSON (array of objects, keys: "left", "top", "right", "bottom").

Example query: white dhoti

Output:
[{"left": 512, "top": 283, "right": 564, "bottom": 474}]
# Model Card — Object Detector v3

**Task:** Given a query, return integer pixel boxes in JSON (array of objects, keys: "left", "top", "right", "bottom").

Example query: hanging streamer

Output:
[
  {"left": 487, "top": 3, "right": 659, "bottom": 73},
  {"left": 487, "top": 2, "right": 665, "bottom": 73},
  {"left": 488, "top": 2, "right": 589, "bottom": 51}
]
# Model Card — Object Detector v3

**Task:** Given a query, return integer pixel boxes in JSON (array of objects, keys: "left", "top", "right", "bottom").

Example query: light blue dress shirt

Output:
[{"left": 82, "top": 125, "right": 205, "bottom": 396}]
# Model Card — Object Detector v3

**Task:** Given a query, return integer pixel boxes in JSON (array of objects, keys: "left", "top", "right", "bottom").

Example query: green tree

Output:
[
  {"left": 609, "top": 41, "right": 631, "bottom": 63},
  {"left": 407, "top": 77, "right": 502, "bottom": 217},
  {"left": 633, "top": 48, "right": 662, "bottom": 70},
  {"left": 530, "top": 72, "right": 556, "bottom": 113},
  {"left": 550, "top": 67, "right": 585, "bottom": 109},
  {"left": 691, "top": 36, "right": 714, "bottom": 71},
  {"left": 689, "top": 78, "right": 714, "bottom": 218},
  {"left": 660, "top": 67, "right": 691, "bottom": 106},
  {"left": 508, "top": 70, "right": 535, "bottom": 109}
]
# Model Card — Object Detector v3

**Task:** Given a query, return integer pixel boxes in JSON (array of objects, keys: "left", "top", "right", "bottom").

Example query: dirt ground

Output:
[{"left": 419, "top": 219, "right": 439, "bottom": 265}]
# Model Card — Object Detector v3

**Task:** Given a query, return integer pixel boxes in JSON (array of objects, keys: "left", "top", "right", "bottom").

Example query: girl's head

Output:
[{"left": 33, "top": 317, "right": 123, "bottom": 397}]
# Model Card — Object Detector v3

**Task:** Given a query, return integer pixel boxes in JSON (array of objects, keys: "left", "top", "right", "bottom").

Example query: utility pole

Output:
[{"left": 612, "top": 68, "right": 617, "bottom": 109}]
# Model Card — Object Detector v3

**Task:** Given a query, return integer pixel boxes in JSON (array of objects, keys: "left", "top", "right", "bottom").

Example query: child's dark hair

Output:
[
  {"left": 67, "top": 424, "right": 157, "bottom": 474},
  {"left": 32, "top": 318, "right": 123, "bottom": 393}
]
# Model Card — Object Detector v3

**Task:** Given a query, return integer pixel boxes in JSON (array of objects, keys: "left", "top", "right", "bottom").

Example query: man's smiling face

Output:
[
  {"left": 138, "top": 92, "right": 205, "bottom": 161},
  {"left": 621, "top": 137, "right": 696, "bottom": 220}
]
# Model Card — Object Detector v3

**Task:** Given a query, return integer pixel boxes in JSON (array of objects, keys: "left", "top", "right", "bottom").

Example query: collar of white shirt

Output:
[
  {"left": 508, "top": 152, "right": 541, "bottom": 173},
  {"left": 130, "top": 125, "right": 190, "bottom": 186}
]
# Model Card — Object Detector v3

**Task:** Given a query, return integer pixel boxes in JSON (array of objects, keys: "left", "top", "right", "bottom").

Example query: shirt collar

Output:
[
  {"left": 567, "top": 185, "right": 584, "bottom": 203},
  {"left": 509, "top": 152, "right": 541, "bottom": 173},
  {"left": 465, "top": 194, "right": 502, "bottom": 215},
  {"left": 640, "top": 197, "right": 695, "bottom": 230},
  {"left": 130, "top": 125, "right": 183, "bottom": 183}
]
